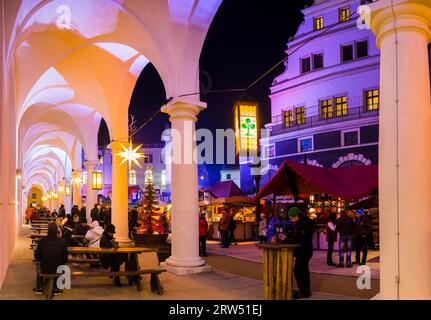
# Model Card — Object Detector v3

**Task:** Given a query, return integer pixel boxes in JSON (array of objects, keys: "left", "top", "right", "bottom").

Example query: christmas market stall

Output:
[
  {"left": 254, "top": 160, "right": 378, "bottom": 250},
  {"left": 199, "top": 180, "right": 256, "bottom": 241}
]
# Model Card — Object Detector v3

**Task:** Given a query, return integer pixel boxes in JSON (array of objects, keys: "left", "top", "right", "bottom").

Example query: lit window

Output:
[
  {"left": 344, "top": 131, "right": 359, "bottom": 146},
  {"left": 342, "top": 45, "right": 354, "bottom": 62},
  {"left": 339, "top": 8, "right": 350, "bottom": 22},
  {"left": 320, "top": 99, "right": 333, "bottom": 119},
  {"left": 284, "top": 110, "right": 293, "bottom": 127},
  {"left": 314, "top": 17, "right": 324, "bottom": 30},
  {"left": 356, "top": 40, "right": 368, "bottom": 58},
  {"left": 295, "top": 107, "right": 306, "bottom": 125},
  {"left": 335, "top": 96, "right": 348, "bottom": 116},
  {"left": 299, "top": 138, "right": 313, "bottom": 152},
  {"left": 265, "top": 145, "right": 275, "bottom": 158},
  {"left": 366, "top": 89, "right": 379, "bottom": 111},
  {"left": 144, "top": 154, "right": 153, "bottom": 164},
  {"left": 129, "top": 169, "right": 137, "bottom": 185},
  {"left": 313, "top": 53, "right": 323, "bottom": 70},
  {"left": 301, "top": 57, "right": 311, "bottom": 73},
  {"left": 161, "top": 170, "right": 166, "bottom": 187}
]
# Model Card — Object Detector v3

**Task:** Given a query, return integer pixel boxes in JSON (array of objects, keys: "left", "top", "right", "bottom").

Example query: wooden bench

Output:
[{"left": 40, "top": 267, "right": 165, "bottom": 300}]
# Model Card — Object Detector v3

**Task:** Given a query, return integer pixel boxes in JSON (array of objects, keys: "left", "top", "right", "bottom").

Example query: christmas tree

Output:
[{"left": 136, "top": 166, "right": 165, "bottom": 234}]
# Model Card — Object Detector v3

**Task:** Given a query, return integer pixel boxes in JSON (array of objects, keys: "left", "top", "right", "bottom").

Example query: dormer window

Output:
[
  {"left": 314, "top": 17, "right": 324, "bottom": 31},
  {"left": 339, "top": 8, "right": 350, "bottom": 22}
]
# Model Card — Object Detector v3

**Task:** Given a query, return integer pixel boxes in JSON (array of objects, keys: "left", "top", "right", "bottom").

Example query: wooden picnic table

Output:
[{"left": 38, "top": 246, "right": 165, "bottom": 300}]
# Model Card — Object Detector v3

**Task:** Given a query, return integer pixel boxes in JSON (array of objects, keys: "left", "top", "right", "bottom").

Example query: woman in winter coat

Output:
[
  {"left": 325, "top": 213, "right": 337, "bottom": 266},
  {"left": 85, "top": 220, "right": 104, "bottom": 247},
  {"left": 199, "top": 213, "right": 209, "bottom": 256},
  {"left": 258, "top": 213, "right": 268, "bottom": 243}
]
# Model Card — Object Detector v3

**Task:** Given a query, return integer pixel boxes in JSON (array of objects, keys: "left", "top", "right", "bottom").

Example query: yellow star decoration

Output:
[
  {"left": 71, "top": 175, "right": 83, "bottom": 185},
  {"left": 115, "top": 141, "right": 144, "bottom": 170}
]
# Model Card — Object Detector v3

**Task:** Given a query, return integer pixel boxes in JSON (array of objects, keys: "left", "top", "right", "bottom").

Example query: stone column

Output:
[
  {"left": 85, "top": 161, "right": 98, "bottom": 223},
  {"left": 368, "top": 0, "right": 431, "bottom": 299},
  {"left": 108, "top": 141, "right": 130, "bottom": 243},
  {"left": 71, "top": 171, "right": 82, "bottom": 207},
  {"left": 160, "top": 98, "right": 211, "bottom": 275}
]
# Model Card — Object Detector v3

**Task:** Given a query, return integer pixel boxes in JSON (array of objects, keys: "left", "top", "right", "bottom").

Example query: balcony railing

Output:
[{"left": 268, "top": 103, "right": 379, "bottom": 136}]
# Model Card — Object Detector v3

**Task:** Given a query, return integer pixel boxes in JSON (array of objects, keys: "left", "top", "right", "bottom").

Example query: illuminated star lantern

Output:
[{"left": 114, "top": 141, "right": 144, "bottom": 170}]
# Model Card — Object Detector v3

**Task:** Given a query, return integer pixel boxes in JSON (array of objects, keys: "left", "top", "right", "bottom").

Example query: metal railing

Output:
[{"left": 268, "top": 99, "right": 379, "bottom": 136}]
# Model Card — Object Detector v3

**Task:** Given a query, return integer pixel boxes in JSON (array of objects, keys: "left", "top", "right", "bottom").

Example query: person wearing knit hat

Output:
[
  {"left": 288, "top": 206, "right": 315, "bottom": 299},
  {"left": 267, "top": 205, "right": 295, "bottom": 244},
  {"left": 288, "top": 206, "right": 301, "bottom": 219}
]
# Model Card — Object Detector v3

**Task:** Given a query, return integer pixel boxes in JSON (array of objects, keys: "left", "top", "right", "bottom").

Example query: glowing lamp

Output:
[
  {"left": 92, "top": 171, "right": 103, "bottom": 190},
  {"left": 65, "top": 185, "right": 71, "bottom": 196},
  {"left": 53, "top": 192, "right": 59, "bottom": 200},
  {"left": 58, "top": 185, "right": 65, "bottom": 193},
  {"left": 233, "top": 101, "right": 259, "bottom": 155}
]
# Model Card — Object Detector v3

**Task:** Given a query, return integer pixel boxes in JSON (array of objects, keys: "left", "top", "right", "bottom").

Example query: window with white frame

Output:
[
  {"left": 264, "top": 144, "right": 276, "bottom": 158},
  {"left": 342, "top": 129, "right": 360, "bottom": 146},
  {"left": 129, "top": 169, "right": 137, "bottom": 185},
  {"left": 298, "top": 137, "right": 313, "bottom": 153}
]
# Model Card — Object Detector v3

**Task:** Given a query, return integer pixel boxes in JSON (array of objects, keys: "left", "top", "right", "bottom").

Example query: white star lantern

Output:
[{"left": 114, "top": 141, "right": 144, "bottom": 170}]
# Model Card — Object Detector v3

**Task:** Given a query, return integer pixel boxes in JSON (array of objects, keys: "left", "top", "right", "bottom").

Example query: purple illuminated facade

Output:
[{"left": 241, "top": 0, "right": 381, "bottom": 193}]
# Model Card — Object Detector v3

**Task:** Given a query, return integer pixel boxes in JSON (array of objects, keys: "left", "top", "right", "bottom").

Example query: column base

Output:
[
  {"left": 114, "top": 235, "right": 132, "bottom": 244},
  {"left": 160, "top": 262, "right": 212, "bottom": 276},
  {"left": 370, "top": 293, "right": 381, "bottom": 300}
]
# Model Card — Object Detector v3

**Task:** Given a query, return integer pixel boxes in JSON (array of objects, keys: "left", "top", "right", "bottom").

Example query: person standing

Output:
[
  {"left": 25, "top": 205, "right": 35, "bottom": 224},
  {"left": 258, "top": 213, "right": 268, "bottom": 243},
  {"left": 228, "top": 210, "right": 237, "bottom": 245},
  {"left": 58, "top": 204, "right": 66, "bottom": 219},
  {"left": 199, "top": 212, "right": 208, "bottom": 256},
  {"left": 219, "top": 207, "right": 230, "bottom": 248},
  {"left": 90, "top": 204, "right": 100, "bottom": 223},
  {"left": 353, "top": 209, "right": 372, "bottom": 265},
  {"left": 128, "top": 209, "right": 139, "bottom": 240},
  {"left": 336, "top": 210, "right": 355, "bottom": 268},
  {"left": 268, "top": 206, "right": 294, "bottom": 243},
  {"left": 325, "top": 213, "right": 337, "bottom": 266},
  {"left": 288, "top": 207, "right": 314, "bottom": 299}
]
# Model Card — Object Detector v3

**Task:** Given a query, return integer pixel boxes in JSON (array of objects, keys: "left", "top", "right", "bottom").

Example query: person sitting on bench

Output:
[
  {"left": 34, "top": 223, "right": 68, "bottom": 296},
  {"left": 100, "top": 224, "right": 128, "bottom": 287}
]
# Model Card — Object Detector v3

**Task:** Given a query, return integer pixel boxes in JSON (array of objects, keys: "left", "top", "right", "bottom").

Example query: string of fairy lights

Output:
[{"left": 42, "top": 7, "right": 362, "bottom": 200}]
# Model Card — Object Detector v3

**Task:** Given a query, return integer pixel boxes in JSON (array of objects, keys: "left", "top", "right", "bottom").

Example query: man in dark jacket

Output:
[
  {"left": 58, "top": 204, "right": 66, "bottom": 219},
  {"left": 288, "top": 207, "right": 314, "bottom": 299},
  {"left": 90, "top": 204, "right": 100, "bottom": 223},
  {"left": 100, "top": 224, "right": 127, "bottom": 287},
  {"left": 336, "top": 210, "right": 355, "bottom": 268},
  {"left": 219, "top": 207, "right": 230, "bottom": 248},
  {"left": 354, "top": 209, "right": 372, "bottom": 265},
  {"left": 34, "top": 223, "right": 68, "bottom": 295}
]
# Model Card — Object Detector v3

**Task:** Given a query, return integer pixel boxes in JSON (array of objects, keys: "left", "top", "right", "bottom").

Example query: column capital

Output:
[
  {"left": 84, "top": 160, "right": 98, "bottom": 171},
  {"left": 161, "top": 98, "right": 207, "bottom": 122},
  {"left": 71, "top": 170, "right": 81, "bottom": 178},
  {"left": 108, "top": 140, "right": 130, "bottom": 153},
  {"left": 367, "top": 0, "right": 431, "bottom": 46}
]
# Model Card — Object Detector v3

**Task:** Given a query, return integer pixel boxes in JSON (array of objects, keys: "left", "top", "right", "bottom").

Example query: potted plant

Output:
[{"left": 133, "top": 166, "right": 169, "bottom": 249}]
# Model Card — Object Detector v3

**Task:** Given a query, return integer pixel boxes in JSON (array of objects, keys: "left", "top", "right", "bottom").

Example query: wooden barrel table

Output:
[{"left": 256, "top": 243, "right": 299, "bottom": 300}]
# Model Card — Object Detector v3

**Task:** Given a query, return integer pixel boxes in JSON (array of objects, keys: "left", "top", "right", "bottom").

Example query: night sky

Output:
[{"left": 99, "top": 0, "right": 314, "bottom": 184}]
